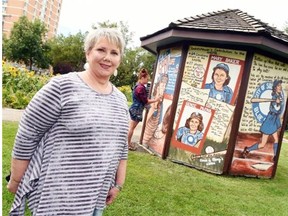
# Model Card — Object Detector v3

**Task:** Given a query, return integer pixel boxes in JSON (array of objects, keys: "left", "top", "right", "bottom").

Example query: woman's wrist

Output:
[
  {"left": 114, "top": 184, "right": 123, "bottom": 191},
  {"left": 10, "top": 176, "right": 21, "bottom": 184}
]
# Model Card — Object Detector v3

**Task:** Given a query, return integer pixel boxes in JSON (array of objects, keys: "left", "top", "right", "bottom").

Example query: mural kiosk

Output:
[{"left": 139, "top": 9, "right": 288, "bottom": 178}]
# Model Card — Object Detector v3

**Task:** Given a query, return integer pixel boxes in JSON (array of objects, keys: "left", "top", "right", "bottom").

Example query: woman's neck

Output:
[
  {"left": 190, "top": 129, "right": 197, "bottom": 134},
  {"left": 80, "top": 71, "right": 112, "bottom": 94},
  {"left": 214, "top": 83, "right": 223, "bottom": 90}
]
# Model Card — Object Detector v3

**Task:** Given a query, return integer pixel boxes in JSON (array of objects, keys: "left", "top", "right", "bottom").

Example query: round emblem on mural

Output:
[
  {"left": 251, "top": 81, "right": 284, "bottom": 123},
  {"left": 205, "top": 146, "right": 214, "bottom": 154},
  {"left": 187, "top": 135, "right": 195, "bottom": 144},
  {"left": 215, "top": 93, "right": 222, "bottom": 101},
  {"left": 252, "top": 82, "right": 272, "bottom": 123},
  {"left": 193, "top": 66, "right": 205, "bottom": 79}
]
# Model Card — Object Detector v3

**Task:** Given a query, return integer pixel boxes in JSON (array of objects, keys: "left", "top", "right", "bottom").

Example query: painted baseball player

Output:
[{"left": 241, "top": 80, "right": 284, "bottom": 161}]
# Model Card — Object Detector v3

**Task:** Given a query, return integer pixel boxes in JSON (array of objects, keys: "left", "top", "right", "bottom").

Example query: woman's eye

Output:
[
  {"left": 111, "top": 51, "right": 119, "bottom": 56},
  {"left": 97, "top": 48, "right": 105, "bottom": 52}
]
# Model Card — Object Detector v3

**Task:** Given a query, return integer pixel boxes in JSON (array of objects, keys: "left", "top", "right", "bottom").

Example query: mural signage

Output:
[
  {"left": 230, "top": 54, "right": 288, "bottom": 178},
  {"left": 142, "top": 47, "right": 182, "bottom": 156},
  {"left": 141, "top": 46, "right": 288, "bottom": 178},
  {"left": 168, "top": 45, "right": 246, "bottom": 174}
]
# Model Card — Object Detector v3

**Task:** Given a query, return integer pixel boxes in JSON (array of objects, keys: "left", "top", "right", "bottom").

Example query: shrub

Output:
[
  {"left": 2, "top": 61, "right": 133, "bottom": 109},
  {"left": 2, "top": 61, "right": 52, "bottom": 109},
  {"left": 118, "top": 85, "right": 132, "bottom": 102}
]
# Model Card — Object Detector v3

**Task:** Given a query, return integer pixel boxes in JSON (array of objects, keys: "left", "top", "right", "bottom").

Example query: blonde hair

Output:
[{"left": 84, "top": 28, "right": 125, "bottom": 57}]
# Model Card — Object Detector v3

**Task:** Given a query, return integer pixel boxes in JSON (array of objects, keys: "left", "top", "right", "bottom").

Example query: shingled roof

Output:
[
  {"left": 169, "top": 9, "right": 288, "bottom": 42},
  {"left": 140, "top": 9, "right": 288, "bottom": 57}
]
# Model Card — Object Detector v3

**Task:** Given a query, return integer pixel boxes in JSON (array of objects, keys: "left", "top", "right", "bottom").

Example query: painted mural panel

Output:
[
  {"left": 142, "top": 47, "right": 182, "bottom": 156},
  {"left": 168, "top": 45, "right": 246, "bottom": 174},
  {"left": 230, "top": 54, "right": 288, "bottom": 178}
]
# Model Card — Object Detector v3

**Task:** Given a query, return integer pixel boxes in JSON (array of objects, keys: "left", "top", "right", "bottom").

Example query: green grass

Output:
[
  {"left": 2, "top": 121, "right": 288, "bottom": 216},
  {"left": 2, "top": 121, "right": 20, "bottom": 215}
]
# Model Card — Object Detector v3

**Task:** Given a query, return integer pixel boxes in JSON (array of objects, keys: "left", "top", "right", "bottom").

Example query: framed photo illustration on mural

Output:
[
  {"left": 171, "top": 100, "right": 214, "bottom": 155},
  {"left": 202, "top": 55, "right": 244, "bottom": 105}
]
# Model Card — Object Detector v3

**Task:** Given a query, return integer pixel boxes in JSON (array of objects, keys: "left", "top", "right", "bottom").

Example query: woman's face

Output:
[
  {"left": 276, "top": 83, "right": 282, "bottom": 93},
  {"left": 86, "top": 37, "right": 121, "bottom": 77},
  {"left": 142, "top": 75, "right": 149, "bottom": 84},
  {"left": 189, "top": 118, "right": 200, "bottom": 132},
  {"left": 213, "top": 69, "right": 227, "bottom": 86}
]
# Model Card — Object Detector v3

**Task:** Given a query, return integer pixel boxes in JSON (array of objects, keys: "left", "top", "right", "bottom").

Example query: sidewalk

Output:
[
  {"left": 2, "top": 108, "right": 143, "bottom": 143},
  {"left": 2, "top": 108, "right": 25, "bottom": 122}
]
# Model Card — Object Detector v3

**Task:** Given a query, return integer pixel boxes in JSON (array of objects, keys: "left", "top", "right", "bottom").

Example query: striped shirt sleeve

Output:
[{"left": 12, "top": 77, "right": 62, "bottom": 160}]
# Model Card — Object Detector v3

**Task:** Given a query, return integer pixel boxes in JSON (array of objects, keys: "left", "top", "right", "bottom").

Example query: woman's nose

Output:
[{"left": 103, "top": 54, "right": 111, "bottom": 62}]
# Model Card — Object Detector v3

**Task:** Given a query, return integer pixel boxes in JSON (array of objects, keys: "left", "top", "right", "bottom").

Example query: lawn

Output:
[{"left": 2, "top": 121, "right": 288, "bottom": 216}]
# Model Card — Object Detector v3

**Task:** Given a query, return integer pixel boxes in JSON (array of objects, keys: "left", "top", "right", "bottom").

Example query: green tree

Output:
[
  {"left": 116, "top": 47, "right": 156, "bottom": 87},
  {"left": 4, "top": 16, "right": 50, "bottom": 70},
  {"left": 92, "top": 20, "right": 134, "bottom": 48},
  {"left": 2, "top": 34, "right": 9, "bottom": 58},
  {"left": 47, "top": 32, "right": 86, "bottom": 74}
]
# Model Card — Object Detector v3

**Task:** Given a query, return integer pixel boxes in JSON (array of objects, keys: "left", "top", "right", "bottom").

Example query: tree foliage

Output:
[
  {"left": 3, "top": 16, "right": 50, "bottom": 70},
  {"left": 3, "top": 17, "right": 157, "bottom": 85},
  {"left": 47, "top": 32, "right": 86, "bottom": 74}
]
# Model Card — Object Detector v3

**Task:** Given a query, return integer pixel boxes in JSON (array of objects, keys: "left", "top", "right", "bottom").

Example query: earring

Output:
[
  {"left": 114, "top": 69, "right": 118, "bottom": 76},
  {"left": 84, "top": 62, "right": 89, "bottom": 70}
]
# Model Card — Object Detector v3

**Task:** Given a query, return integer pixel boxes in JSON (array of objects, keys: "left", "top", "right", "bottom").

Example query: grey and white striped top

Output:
[{"left": 10, "top": 72, "right": 129, "bottom": 215}]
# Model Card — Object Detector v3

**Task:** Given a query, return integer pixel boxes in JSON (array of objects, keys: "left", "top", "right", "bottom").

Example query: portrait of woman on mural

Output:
[
  {"left": 171, "top": 100, "right": 214, "bottom": 155},
  {"left": 204, "top": 62, "right": 233, "bottom": 104},
  {"left": 176, "top": 112, "right": 204, "bottom": 147}
]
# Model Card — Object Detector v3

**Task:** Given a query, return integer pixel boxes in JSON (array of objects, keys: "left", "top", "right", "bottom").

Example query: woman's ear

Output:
[{"left": 85, "top": 50, "right": 91, "bottom": 61}]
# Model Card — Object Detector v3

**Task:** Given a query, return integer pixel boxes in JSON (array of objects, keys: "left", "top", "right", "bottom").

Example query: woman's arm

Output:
[
  {"left": 7, "top": 77, "right": 62, "bottom": 193},
  {"left": 135, "top": 84, "right": 161, "bottom": 105},
  {"left": 106, "top": 159, "right": 127, "bottom": 205},
  {"left": 7, "top": 159, "right": 29, "bottom": 193},
  {"left": 12, "top": 78, "right": 61, "bottom": 160},
  {"left": 147, "top": 97, "right": 161, "bottom": 105},
  {"left": 115, "top": 159, "right": 127, "bottom": 188}
]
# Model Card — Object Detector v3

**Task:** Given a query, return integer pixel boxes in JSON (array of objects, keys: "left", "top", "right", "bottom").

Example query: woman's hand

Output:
[
  {"left": 7, "top": 178, "right": 20, "bottom": 194},
  {"left": 106, "top": 187, "right": 120, "bottom": 205}
]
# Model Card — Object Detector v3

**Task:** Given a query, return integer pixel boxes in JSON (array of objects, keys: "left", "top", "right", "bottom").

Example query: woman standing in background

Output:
[{"left": 128, "top": 68, "right": 161, "bottom": 150}]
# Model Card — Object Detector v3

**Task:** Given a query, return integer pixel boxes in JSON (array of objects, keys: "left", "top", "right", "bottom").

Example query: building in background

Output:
[{"left": 2, "top": 0, "right": 63, "bottom": 39}]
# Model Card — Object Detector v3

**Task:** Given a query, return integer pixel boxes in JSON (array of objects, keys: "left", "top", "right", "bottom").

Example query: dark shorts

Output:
[{"left": 129, "top": 107, "right": 144, "bottom": 122}]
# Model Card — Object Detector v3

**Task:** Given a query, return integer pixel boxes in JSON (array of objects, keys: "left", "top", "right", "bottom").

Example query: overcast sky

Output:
[{"left": 58, "top": 0, "right": 288, "bottom": 46}]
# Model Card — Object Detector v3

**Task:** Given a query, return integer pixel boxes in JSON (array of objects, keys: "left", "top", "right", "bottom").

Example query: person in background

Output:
[
  {"left": 7, "top": 28, "right": 129, "bottom": 216},
  {"left": 204, "top": 63, "right": 233, "bottom": 104},
  {"left": 127, "top": 68, "right": 161, "bottom": 150}
]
